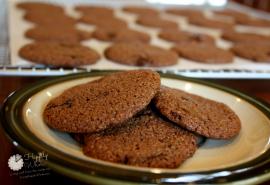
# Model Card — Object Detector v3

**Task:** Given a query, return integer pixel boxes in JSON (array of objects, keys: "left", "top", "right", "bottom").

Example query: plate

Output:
[{"left": 1, "top": 71, "right": 270, "bottom": 184}]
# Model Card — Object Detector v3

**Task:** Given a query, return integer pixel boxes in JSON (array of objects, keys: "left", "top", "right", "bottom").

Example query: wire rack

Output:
[{"left": 1, "top": 0, "right": 270, "bottom": 79}]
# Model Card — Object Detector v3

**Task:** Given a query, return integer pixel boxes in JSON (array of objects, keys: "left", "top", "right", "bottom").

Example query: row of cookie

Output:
[
  {"left": 17, "top": 1, "right": 270, "bottom": 28},
  {"left": 44, "top": 70, "right": 241, "bottom": 168},
  {"left": 17, "top": 2, "right": 267, "bottom": 67}
]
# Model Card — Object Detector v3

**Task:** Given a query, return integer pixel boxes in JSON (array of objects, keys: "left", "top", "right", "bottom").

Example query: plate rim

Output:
[{"left": 1, "top": 70, "right": 270, "bottom": 184}]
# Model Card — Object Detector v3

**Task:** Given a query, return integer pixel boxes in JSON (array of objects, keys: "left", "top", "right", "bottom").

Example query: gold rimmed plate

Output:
[{"left": 1, "top": 71, "right": 270, "bottom": 184}]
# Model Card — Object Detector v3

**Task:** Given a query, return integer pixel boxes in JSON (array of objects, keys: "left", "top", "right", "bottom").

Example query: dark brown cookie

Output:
[
  {"left": 105, "top": 42, "right": 178, "bottom": 67},
  {"left": 93, "top": 27, "right": 150, "bottom": 43},
  {"left": 43, "top": 70, "right": 161, "bottom": 133},
  {"left": 236, "top": 17, "right": 270, "bottom": 27},
  {"left": 25, "top": 26, "right": 91, "bottom": 43},
  {"left": 188, "top": 16, "right": 234, "bottom": 31},
  {"left": 153, "top": 87, "right": 241, "bottom": 139},
  {"left": 23, "top": 11, "right": 76, "bottom": 26},
  {"left": 213, "top": 9, "right": 249, "bottom": 21},
  {"left": 166, "top": 9, "right": 204, "bottom": 19},
  {"left": 172, "top": 42, "right": 233, "bottom": 64},
  {"left": 136, "top": 16, "right": 179, "bottom": 29},
  {"left": 75, "top": 5, "right": 114, "bottom": 16},
  {"left": 19, "top": 42, "right": 100, "bottom": 67},
  {"left": 159, "top": 29, "right": 215, "bottom": 44},
  {"left": 122, "top": 6, "right": 159, "bottom": 16},
  {"left": 83, "top": 108, "right": 197, "bottom": 168},
  {"left": 79, "top": 15, "right": 128, "bottom": 29},
  {"left": 231, "top": 43, "right": 270, "bottom": 63},
  {"left": 17, "top": 2, "right": 64, "bottom": 13},
  {"left": 222, "top": 31, "right": 270, "bottom": 43}
]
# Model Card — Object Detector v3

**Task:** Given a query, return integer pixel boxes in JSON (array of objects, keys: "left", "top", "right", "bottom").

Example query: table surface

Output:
[{"left": 0, "top": 76, "right": 270, "bottom": 185}]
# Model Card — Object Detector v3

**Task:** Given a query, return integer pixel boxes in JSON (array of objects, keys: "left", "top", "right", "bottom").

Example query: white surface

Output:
[
  {"left": 23, "top": 75, "right": 270, "bottom": 172},
  {"left": 8, "top": 0, "right": 270, "bottom": 72}
]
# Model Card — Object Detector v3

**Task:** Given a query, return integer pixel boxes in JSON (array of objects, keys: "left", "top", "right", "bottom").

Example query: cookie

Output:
[
  {"left": 83, "top": 108, "right": 197, "bottom": 168},
  {"left": 236, "top": 17, "right": 270, "bottom": 27},
  {"left": 19, "top": 42, "right": 100, "bottom": 67},
  {"left": 231, "top": 43, "right": 270, "bottom": 63},
  {"left": 79, "top": 15, "right": 128, "bottom": 29},
  {"left": 122, "top": 6, "right": 159, "bottom": 16},
  {"left": 17, "top": 2, "right": 64, "bottom": 13},
  {"left": 105, "top": 42, "right": 178, "bottom": 67},
  {"left": 43, "top": 70, "right": 161, "bottom": 133},
  {"left": 25, "top": 26, "right": 91, "bottom": 43},
  {"left": 153, "top": 87, "right": 241, "bottom": 139},
  {"left": 75, "top": 5, "right": 114, "bottom": 16},
  {"left": 222, "top": 31, "right": 270, "bottom": 43},
  {"left": 188, "top": 16, "right": 234, "bottom": 31},
  {"left": 93, "top": 27, "right": 150, "bottom": 43},
  {"left": 136, "top": 16, "right": 179, "bottom": 29},
  {"left": 23, "top": 11, "right": 76, "bottom": 26},
  {"left": 166, "top": 9, "right": 204, "bottom": 19},
  {"left": 159, "top": 29, "right": 215, "bottom": 44},
  {"left": 213, "top": 9, "right": 249, "bottom": 21},
  {"left": 172, "top": 42, "right": 233, "bottom": 64}
]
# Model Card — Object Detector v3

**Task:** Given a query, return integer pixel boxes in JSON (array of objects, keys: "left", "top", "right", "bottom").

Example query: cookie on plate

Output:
[
  {"left": 79, "top": 15, "right": 128, "bottom": 29},
  {"left": 159, "top": 29, "right": 215, "bottom": 44},
  {"left": 122, "top": 6, "right": 159, "bottom": 16},
  {"left": 19, "top": 42, "right": 100, "bottom": 67},
  {"left": 153, "top": 87, "right": 241, "bottom": 139},
  {"left": 25, "top": 26, "right": 91, "bottom": 43},
  {"left": 43, "top": 70, "right": 160, "bottom": 133},
  {"left": 105, "top": 42, "right": 178, "bottom": 67},
  {"left": 83, "top": 108, "right": 197, "bottom": 168},
  {"left": 231, "top": 43, "right": 270, "bottom": 63},
  {"left": 172, "top": 42, "right": 233, "bottom": 64},
  {"left": 222, "top": 30, "right": 270, "bottom": 43},
  {"left": 136, "top": 16, "right": 179, "bottom": 29},
  {"left": 93, "top": 27, "right": 150, "bottom": 43},
  {"left": 188, "top": 16, "right": 234, "bottom": 31},
  {"left": 166, "top": 9, "right": 204, "bottom": 18}
]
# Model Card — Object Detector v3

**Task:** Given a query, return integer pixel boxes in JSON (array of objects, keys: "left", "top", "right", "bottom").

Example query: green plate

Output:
[{"left": 1, "top": 71, "right": 270, "bottom": 184}]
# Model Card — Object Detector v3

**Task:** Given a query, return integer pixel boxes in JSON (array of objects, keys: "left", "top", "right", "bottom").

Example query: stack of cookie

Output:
[
  {"left": 43, "top": 70, "right": 241, "bottom": 168},
  {"left": 17, "top": 2, "right": 100, "bottom": 67}
]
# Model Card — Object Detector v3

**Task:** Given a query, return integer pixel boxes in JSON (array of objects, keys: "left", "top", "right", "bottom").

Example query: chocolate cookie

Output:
[
  {"left": 236, "top": 17, "right": 270, "bottom": 27},
  {"left": 75, "top": 5, "right": 114, "bottom": 16},
  {"left": 19, "top": 42, "right": 100, "bottom": 67},
  {"left": 153, "top": 87, "right": 241, "bottom": 139},
  {"left": 159, "top": 29, "right": 215, "bottom": 44},
  {"left": 188, "top": 16, "right": 234, "bottom": 31},
  {"left": 93, "top": 27, "right": 150, "bottom": 43},
  {"left": 122, "top": 6, "right": 159, "bottom": 16},
  {"left": 25, "top": 26, "right": 91, "bottom": 43},
  {"left": 231, "top": 43, "right": 270, "bottom": 63},
  {"left": 222, "top": 31, "right": 270, "bottom": 43},
  {"left": 136, "top": 16, "right": 179, "bottom": 29},
  {"left": 83, "top": 108, "right": 197, "bottom": 168},
  {"left": 213, "top": 9, "right": 249, "bottom": 21},
  {"left": 79, "top": 15, "right": 128, "bottom": 29},
  {"left": 105, "top": 42, "right": 178, "bottom": 67},
  {"left": 172, "top": 42, "right": 233, "bottom": 64},
  {"left": 23, "top": 11, "right": 76, "bottom": 26},
  {"left": 43, "top": 70, "right": 161, "bottom": 133},
  {"left": 166, "top": 9, "right": 204, "bottom": 19},
  {"left": 17, "top": 2, "right": 64, "bottom": 13}
]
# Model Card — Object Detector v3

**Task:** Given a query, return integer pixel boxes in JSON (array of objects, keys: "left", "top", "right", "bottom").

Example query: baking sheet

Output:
[{"left": 3, "top": 0, "right": 270, "bottom": 78}]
